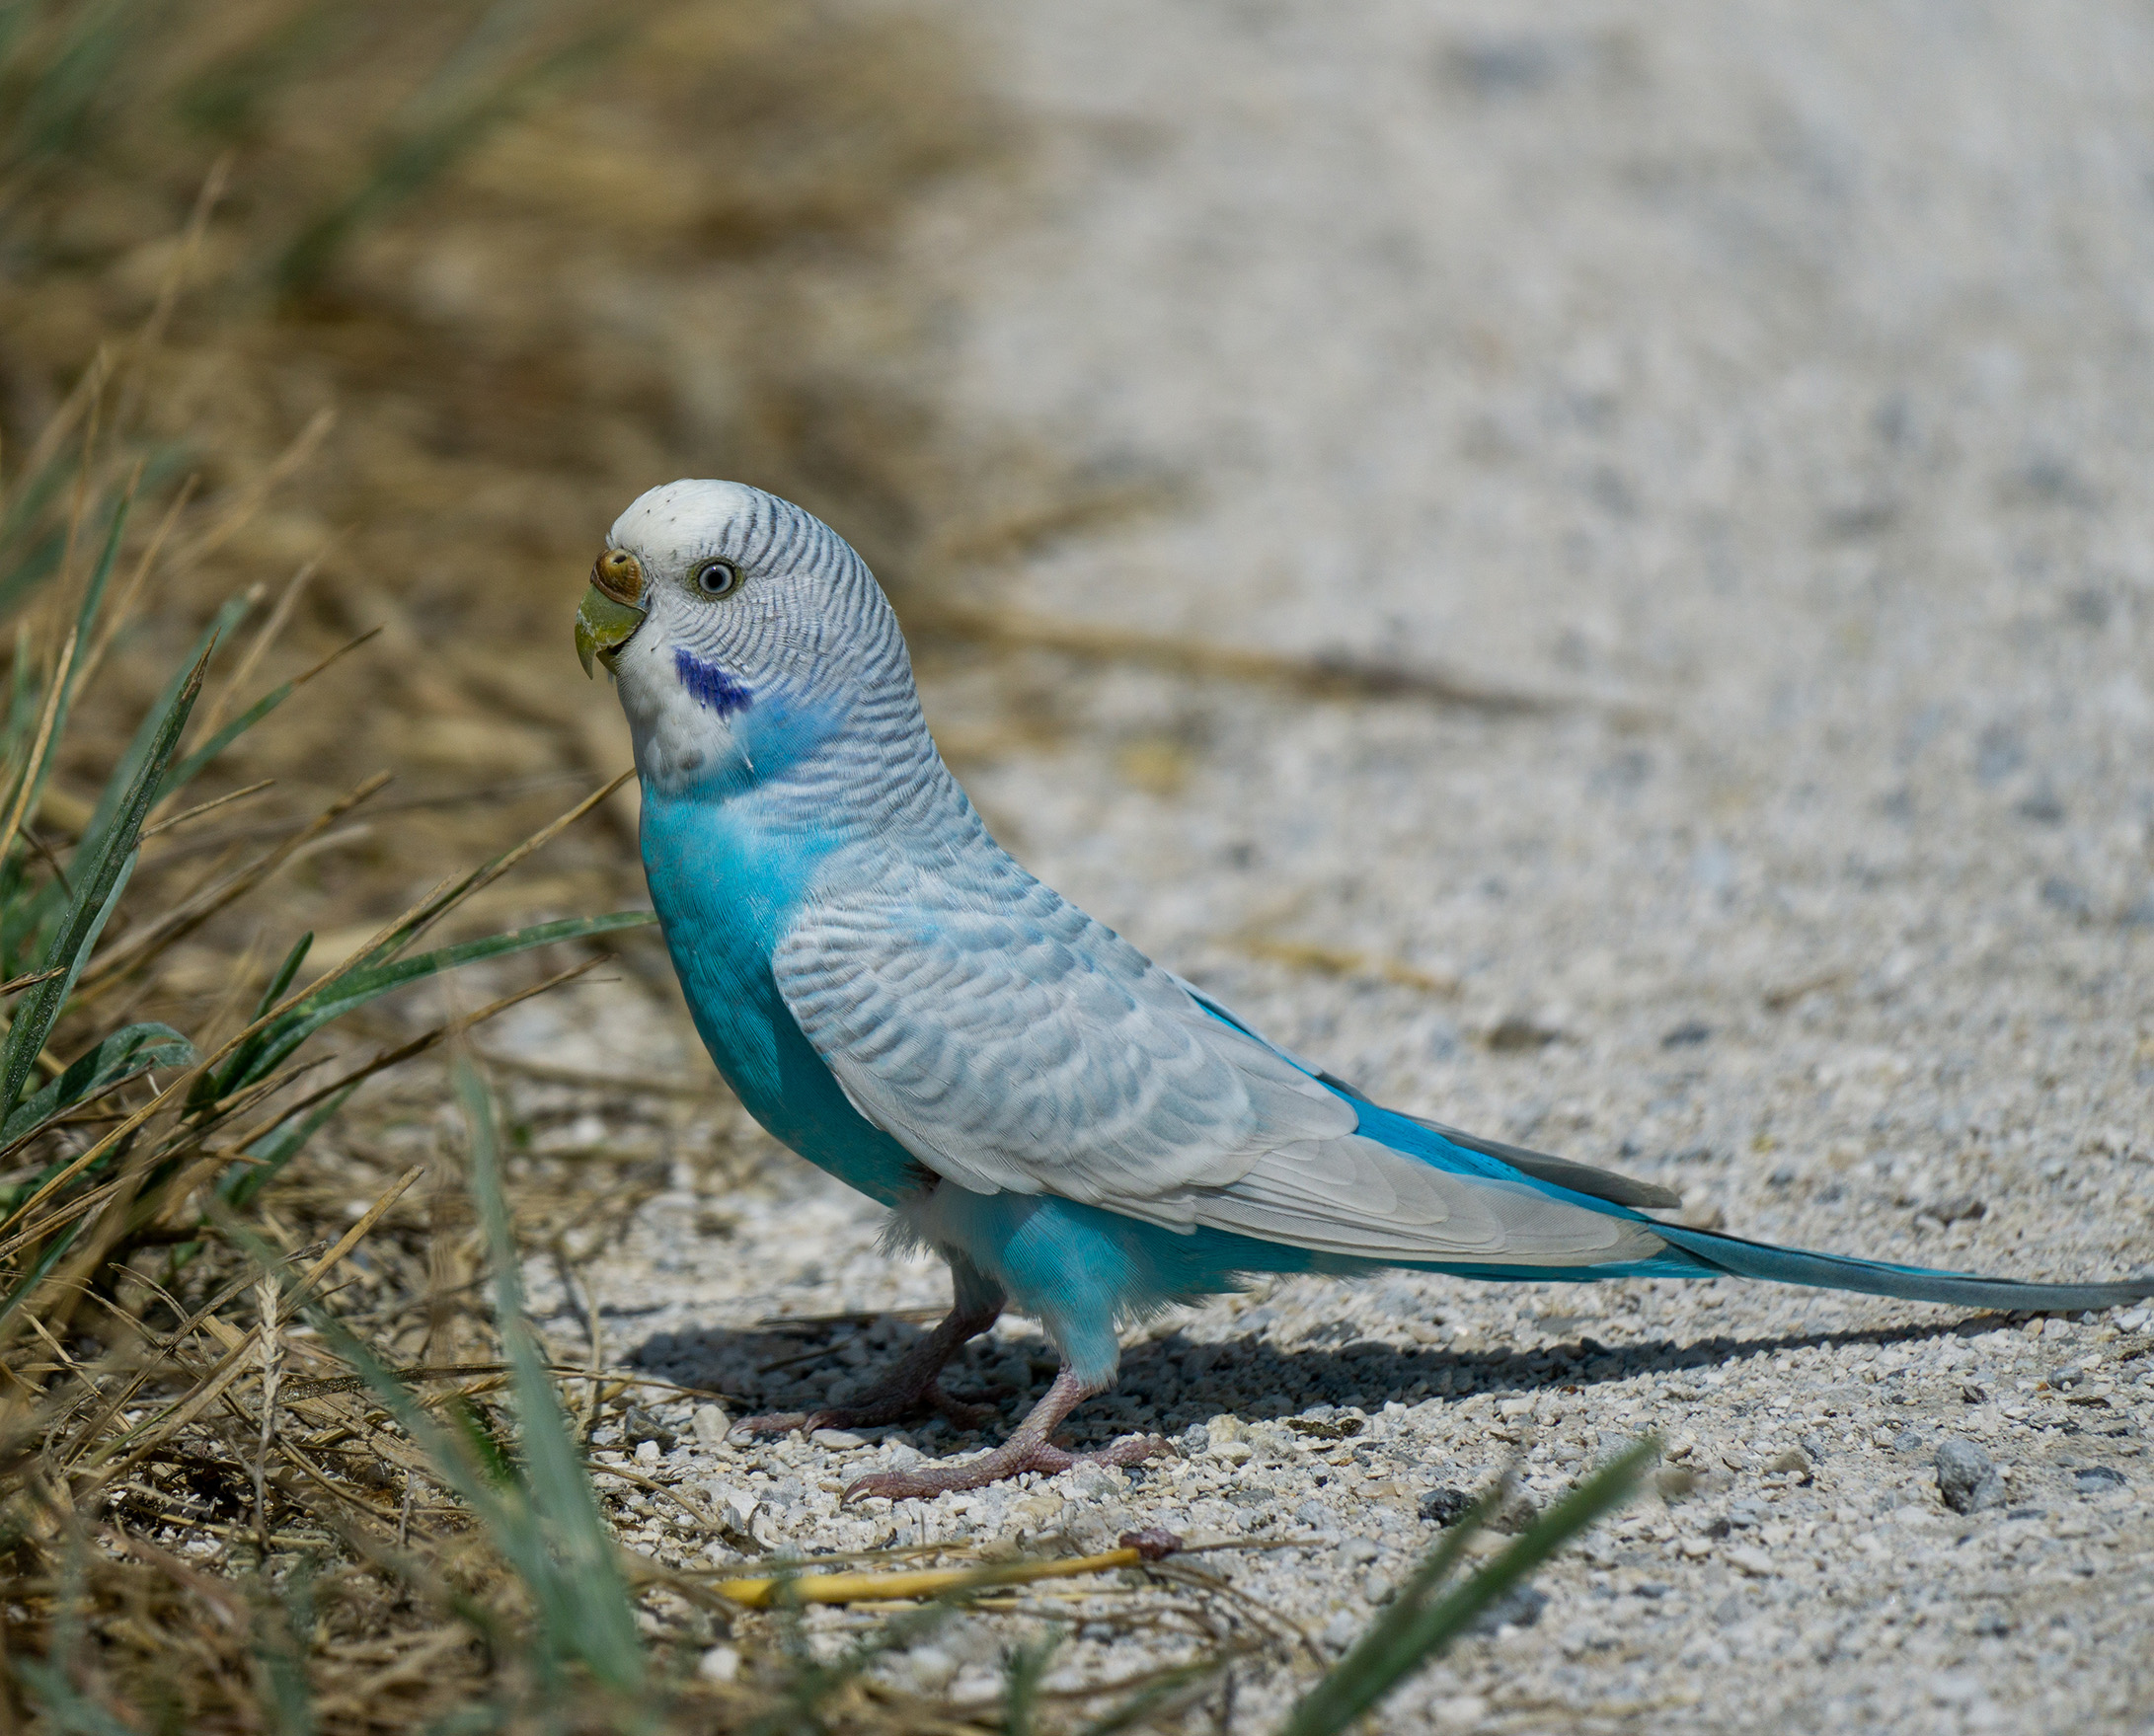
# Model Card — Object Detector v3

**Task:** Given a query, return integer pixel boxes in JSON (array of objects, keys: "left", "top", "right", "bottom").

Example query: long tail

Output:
[
  {"left": 1653, "top": 1221, "right": 2153, "bottom": 1315},
  {"left": 1200, "top": 1029, "right": 2152, "bottom": 1316}
]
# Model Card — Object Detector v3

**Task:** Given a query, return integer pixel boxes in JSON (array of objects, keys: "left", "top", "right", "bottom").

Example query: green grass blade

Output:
[
  {"left": 1280, "top": 1440, "right": 1657, "bottom": 1736},
  {"left": 157, "top": 669, "right": 306, "bottom": 801},
  {"left": 196, "top": 932, "right": 314, "bottom": 1109},
  {"left": 66, "top": 593, "right": 249, "bottom": 866},
  {"left": 0, "top": 1019, "right": 192, "bottom": 1155},
  {"left": 274, "top": 20, "right": 628, "bottom": 298},
  {"left": 1000, "top": 1625, "right": 1064, "bottom": 1736},
  {"left": 253, "top": 1562, "right": 320, "bottom": 1736},
  {"left": 0, "top": 526, "right": 67, "bottom": 624},
  {"left": 217, "top": 1079, "right": 356, "bottom": 1212},
  {"left": 234, "top": 912, "right": 655, "bottom": 1089},
  {"left": 456, "top": 1058, "right": 646, "bottom": 1696},
  {"left": 0, "top": 440, "right": 84, "bottom": 620},
  {"left": 255, "top": 932, "right": 315, "bottom": 1018},
  {"left": 2, "top": 0, "right": 154, "bottom": 172},
  {"left": 0, "top": 648, "right": 202, "bottom": 1126},
  {"left": 177, "top": 0, "right": 356, "bottom": 141},
  {"left": 0, "top": 1217, "right": 83, "bottom": 1329},
  {"left": 0, "top": 489, "right": 128, "bottom": 869},
  {"left": 1074, "top": 1657, "right": 1232, "bottom": 1736}
]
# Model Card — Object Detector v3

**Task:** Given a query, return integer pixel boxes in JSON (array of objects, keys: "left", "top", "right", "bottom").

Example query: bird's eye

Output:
[{"left": 694, "top": 559, "right": 741, "bottom": 597}]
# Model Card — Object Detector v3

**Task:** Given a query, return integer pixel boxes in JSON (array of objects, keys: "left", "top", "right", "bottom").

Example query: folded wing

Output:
[{"left": 773, "top": 879, "right": 1665, "bottom": 1267}]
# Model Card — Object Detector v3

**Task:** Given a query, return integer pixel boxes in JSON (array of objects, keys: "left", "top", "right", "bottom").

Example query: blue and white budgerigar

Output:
[{"left": 577, "top": 479, "right": 2151, "bottom": 1498}]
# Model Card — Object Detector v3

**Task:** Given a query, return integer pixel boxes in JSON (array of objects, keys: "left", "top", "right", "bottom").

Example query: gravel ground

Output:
[{"left": 510, "top": 4, "right": 2154, "bottom": 1729}]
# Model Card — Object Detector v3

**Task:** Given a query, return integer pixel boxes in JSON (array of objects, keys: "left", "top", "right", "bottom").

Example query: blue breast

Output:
[{"left": 639, "top": 783, "right": 921, "bottom": 1206}]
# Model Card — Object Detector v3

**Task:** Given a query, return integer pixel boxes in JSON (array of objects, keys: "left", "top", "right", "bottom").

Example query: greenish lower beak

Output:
[{"left": 576, "top": 585, "right": 647, "bottom": 677}]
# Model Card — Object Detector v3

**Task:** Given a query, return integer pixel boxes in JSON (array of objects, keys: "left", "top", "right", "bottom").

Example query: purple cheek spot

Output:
[{"left": 674, "top": 648, "right": 753, "bottom": 717}]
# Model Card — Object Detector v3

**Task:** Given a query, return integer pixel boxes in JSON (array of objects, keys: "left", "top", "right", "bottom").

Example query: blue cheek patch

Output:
[{"left": 674, "top": 648, "right": 753, "bottom": 717}]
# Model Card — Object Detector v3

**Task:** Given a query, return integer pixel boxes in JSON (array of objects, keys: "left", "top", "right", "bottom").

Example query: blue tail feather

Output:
[
  {"left": 1653, "top": 1221, "right": 2154, "bottom": 1314},
  {"left": 1352, "top": 1096, "right": 2152, "bottom": 1313}
]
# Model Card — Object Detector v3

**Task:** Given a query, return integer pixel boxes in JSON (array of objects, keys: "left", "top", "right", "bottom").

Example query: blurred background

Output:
[{"left": 8, "top": 1, "right": 2154, "bottom": 1725}]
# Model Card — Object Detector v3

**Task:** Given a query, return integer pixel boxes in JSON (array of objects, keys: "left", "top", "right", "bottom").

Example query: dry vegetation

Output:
[{"left": 0, "top": 5, "right": 1644, "bottom": 1728}]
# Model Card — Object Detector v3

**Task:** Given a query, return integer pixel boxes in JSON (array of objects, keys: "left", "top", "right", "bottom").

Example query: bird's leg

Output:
[
  {"left": 732, "top": 1296, "right": 1005, "bottom": 1439},
  {"left": 842, "top": 1367, "right": 1169, "bottom": 1500}
]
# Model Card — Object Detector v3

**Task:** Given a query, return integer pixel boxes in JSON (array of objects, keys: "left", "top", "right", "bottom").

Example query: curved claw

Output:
[{"left": 731, "top": 1409, "right": 813, "bottom": 1439}]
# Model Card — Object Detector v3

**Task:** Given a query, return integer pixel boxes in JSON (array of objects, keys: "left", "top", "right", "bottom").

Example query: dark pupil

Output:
[{"left": 702, "top": 564, "right": 731, "bottom": 591}]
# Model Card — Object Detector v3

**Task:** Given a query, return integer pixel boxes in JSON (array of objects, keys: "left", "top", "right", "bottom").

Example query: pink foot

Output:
[
  {"left": 841, "top": 1367, "right": 1170, "bottom": 1499},
  {"left": 846, "top": 1428, "right": 1169, "bottom": 1500},
  {"left": 731, "top": 1298, "right": 1004, "bottom": 1440}
]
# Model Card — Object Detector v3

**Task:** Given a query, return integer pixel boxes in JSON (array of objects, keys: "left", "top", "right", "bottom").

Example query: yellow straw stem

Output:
[{"left": 717, "top": 1542, "right": 1162, "bottom": 1609}]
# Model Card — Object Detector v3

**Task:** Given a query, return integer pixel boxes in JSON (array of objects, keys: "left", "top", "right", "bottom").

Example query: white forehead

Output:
[{"left": 607, "top": 479, "right": 764, "bottom": 566}]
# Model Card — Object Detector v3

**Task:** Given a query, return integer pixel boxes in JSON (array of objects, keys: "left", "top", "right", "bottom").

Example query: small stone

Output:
[
  {"left": 1070, "top": 1465, "right": 1124, "bottom": 1501},
  {"left": 634, "top": 1438, "right": 660, "bottom": 1466},
  {"left": 690, "top": 1402, "right": 731, "bottom": 1448},
  {"left": 1890, "top": 1428, "right": 1925, "bottom": 1455},
  {"left": 1210, "top": 1439, "right": 1254, "bottom": 1465},
  {"left": 1726, "top": 1545, "right": 1775, "bottom": 1577},
  {"left": 1679, "top": 1537, "right": 1713, "bottom": 1558},
  {"left": 1766, "top": 1447, "right": 1812, "bottom": 1476},
  {"left": 1463, "top": 1583, "right": 1546, "bottom": 1635},
  {"left": 1496, "top": 1396, "right": 1535, "bottom": 1420},
  {"left": 2075, "top": 1465, "right": 2127, "bottom": 1493},
  {"left": 1336, "top": 1536, "right": 1381, "bottom": 1568},
  {"left": 622, "top": 1406, "right": 677, "bottom": 1452},
  {"left": 1419, "top": 1485, "right": 1473, "bottom": 1526},
  {"left": 1654, "top": 1467, "right": 1699, "bottom": 1502},
  {"left": 905, "top": 1646, "right": 958, "bottom": 1692},
  {"left": 950, "top": 1668, "right": 1000, "bottom": 1704},
  {"left": 697, "top": 1644, "right": 741, "bottom": 1684},
  {"left": 1430, "top": 1696, "right": 1490, "bottom": 1730},
  {"left": 1936, "top": 1438, "right": 2007, "bottom": 1514},
  {"left": 1321, "top": 1610, "right": 1363, "bottom": 1651},
  {"left": 1485, "top": 1013, "right": 1562, "bottom": 1051},
  {"left": 810, "top": 1428, "right": 866, "bottom": 1450}
]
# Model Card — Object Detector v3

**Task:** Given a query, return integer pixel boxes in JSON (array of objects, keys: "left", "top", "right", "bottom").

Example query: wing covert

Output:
[
  {"left": 772, "top": 881, "right": 1352, "bottom": 1216},
  {"left": 773, "top": 877, "right": 1665, "bottom": 1267}
]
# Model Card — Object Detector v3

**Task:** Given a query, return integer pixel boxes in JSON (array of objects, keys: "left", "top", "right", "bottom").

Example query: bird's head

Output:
[{"left": 577, "top": 480, "right": 908, "bottom": 793}]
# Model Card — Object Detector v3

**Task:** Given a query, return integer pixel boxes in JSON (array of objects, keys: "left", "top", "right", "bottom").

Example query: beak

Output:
[{"left": 576, "top": 549, "right": 648, "bottom": 677}]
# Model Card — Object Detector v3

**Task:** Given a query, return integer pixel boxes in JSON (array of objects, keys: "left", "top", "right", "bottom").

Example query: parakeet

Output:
[{"left": 577, "top": 479, "right": 2150, "bottom": 1498}]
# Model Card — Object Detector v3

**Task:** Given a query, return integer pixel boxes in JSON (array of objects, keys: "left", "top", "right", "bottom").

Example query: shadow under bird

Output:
[{"left": 575, "top": 479, "right": 2151, "bottom": 1497}]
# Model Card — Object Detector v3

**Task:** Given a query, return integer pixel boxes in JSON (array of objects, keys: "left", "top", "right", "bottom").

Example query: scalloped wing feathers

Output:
[{"left": 773, "top": 879, "right": 1665, "bottom": 1266}]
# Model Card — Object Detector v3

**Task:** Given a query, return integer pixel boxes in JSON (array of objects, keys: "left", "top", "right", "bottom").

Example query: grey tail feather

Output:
[{"left": 1654, "top": 1221, "right": 2154, "bottom": 1314}]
